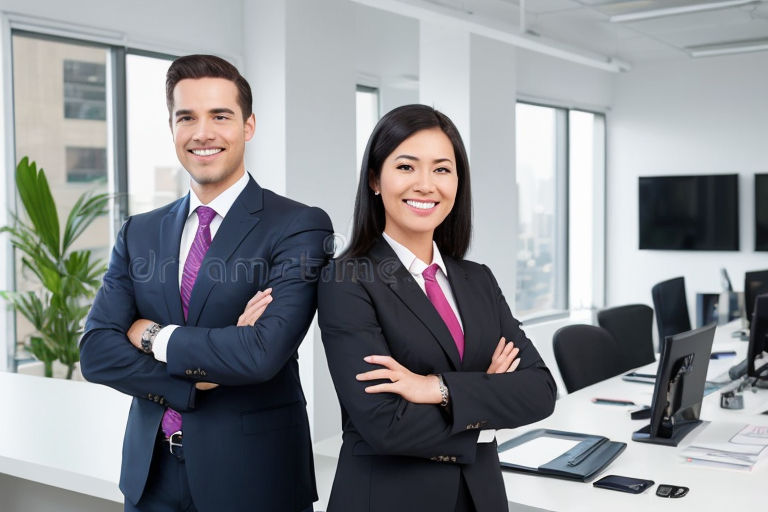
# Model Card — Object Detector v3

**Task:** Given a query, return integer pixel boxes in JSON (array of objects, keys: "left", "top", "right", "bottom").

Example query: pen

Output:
[
  {"left": 592, "top": 398, "right": 636, "bottom": 406},
  {"left": 710, "top": 351, "right": 737, "bottom": 359},
  {"left": 567, "top": 438, "right": 608, "bottom": 466}
]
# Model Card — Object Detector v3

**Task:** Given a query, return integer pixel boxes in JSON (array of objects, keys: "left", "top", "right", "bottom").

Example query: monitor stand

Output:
[{"left": 632, "top": 419, "right": 702, "bottom": 447}]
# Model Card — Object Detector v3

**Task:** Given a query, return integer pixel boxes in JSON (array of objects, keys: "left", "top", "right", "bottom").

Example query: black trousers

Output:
[
  {"left": 125, "top": 437, "right": 313, "bottom": 512},
  {"left": 124, "top": 438, "right": 195, "bottom": 512}
]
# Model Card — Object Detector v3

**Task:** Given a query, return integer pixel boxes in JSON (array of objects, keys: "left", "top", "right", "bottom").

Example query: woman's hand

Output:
[
  {"left": 486, "top": 337, "right": 521, "bottom": 374},
  {"left": 357, "top": 355, "right": 442, "bottom": 404},
  {"left": 237, "top": 288, "right": 273, "bottom": 326}
]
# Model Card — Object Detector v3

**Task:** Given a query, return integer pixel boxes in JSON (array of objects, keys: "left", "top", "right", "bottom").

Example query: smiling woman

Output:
[{"left": 317, "top": 104, "right": 557, "bottom": 512}]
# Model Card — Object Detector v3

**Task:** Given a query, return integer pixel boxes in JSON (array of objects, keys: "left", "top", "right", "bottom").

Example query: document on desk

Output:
[
  {"left": 498, "top": 437, "right": 580, "bottom": 469},
  {"left": 682, "top": 423, "right": 768, "bottom": 470}
]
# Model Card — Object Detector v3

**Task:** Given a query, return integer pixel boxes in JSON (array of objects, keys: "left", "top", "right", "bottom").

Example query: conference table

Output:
[{"left": 492, "top": 321, "right": 766, "bottom": 511}]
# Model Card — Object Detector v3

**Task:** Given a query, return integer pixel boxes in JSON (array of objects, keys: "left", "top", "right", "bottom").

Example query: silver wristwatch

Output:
[
  {"left": 140, "top": 323, "right": 163, "bottom": 354},
  {"left": 436, "top": 374, "right": 449, "bottom": 408}
]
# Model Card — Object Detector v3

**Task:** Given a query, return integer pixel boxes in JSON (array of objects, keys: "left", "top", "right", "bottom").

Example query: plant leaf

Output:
[{"left": 14, "top": 158, "right": 60, "bottom": 258}]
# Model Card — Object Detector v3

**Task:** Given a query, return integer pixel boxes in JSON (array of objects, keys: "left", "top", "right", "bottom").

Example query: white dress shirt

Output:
[
  {"left": 381, "top": 232, "right": 494, "bottom": 443},
  {"left": 152, "top": 171, "right": 250, "bottom": 363}
]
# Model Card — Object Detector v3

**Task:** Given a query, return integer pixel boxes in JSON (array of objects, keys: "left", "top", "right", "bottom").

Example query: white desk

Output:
[
  {"left": 0, "top": 372, "right": 129, "bottom": 511},
  {"left": 495, "top": 322, "right": 766, "bottom": 511}
]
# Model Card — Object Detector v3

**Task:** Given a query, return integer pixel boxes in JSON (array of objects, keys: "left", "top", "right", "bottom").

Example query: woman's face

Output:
[{"left": 373, "top": 127, "right": 458, "bottom": 245}]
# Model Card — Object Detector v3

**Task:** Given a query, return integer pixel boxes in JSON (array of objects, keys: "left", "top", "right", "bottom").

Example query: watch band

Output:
[
  {"left": 140, "top": 323, "right": 163, "bottom": 354},
  {"left": 436, "top": 374, "right": 449, "bottom": 408}
]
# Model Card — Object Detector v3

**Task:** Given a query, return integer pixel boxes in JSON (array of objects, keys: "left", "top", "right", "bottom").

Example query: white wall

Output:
[
  {"left": 515, "top": 48, "right": 614, "bottom": 112},
  {"left": 467, "top": 34, "right": 517, "bottom": 300},
  {"left": 0, "top": 0, "right": 243, "bottom": 57},
  {"left": 607, "top": 52, "right": 768, "bottom": 314},
  {"left": 353, "top": 4, "right": 419, "bottom": 116}
]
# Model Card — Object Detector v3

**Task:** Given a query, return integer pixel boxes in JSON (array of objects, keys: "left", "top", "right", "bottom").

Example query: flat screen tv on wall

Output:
[
  {"left": 757, "top": 174, "right": 768, "bottom": 251},
  {"left": 639, "top": 174, "right": 739, "bottom": 251}
]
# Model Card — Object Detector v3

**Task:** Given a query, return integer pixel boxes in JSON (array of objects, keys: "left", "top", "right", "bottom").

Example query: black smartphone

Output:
[{"left": 593, "top": 474, "right": 654, "bottom": 494}]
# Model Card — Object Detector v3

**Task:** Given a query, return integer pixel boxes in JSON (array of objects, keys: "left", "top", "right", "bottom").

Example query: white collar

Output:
[
  {"left": 187, "top": 171, "right": 250, "bottom": 220},
  {"left": 382, "top": 232, "right": 448, "bottom": 278}
]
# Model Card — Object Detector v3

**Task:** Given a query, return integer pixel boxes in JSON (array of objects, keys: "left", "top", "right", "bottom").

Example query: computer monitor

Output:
[
  {"left": 748, "top": 294, "right": 768, "bottom": 379},
  {"left": 632, "top": 323, "right": 716, "bottom": 447},
  {"left": 745, "top": 269, "right": 768, "bottom": 327},
  {"left": 720, "top": 268, "right": 733, "bottom": 292}
]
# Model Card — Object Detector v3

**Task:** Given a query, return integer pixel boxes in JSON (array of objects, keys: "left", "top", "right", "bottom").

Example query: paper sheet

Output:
[{"left": 498, "top": 436, "right": 580, "bottom": 469}]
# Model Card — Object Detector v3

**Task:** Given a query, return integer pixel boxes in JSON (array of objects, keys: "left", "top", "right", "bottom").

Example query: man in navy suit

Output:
[{"left": 80, "top": 54, "right": 332, "bottom": 512}]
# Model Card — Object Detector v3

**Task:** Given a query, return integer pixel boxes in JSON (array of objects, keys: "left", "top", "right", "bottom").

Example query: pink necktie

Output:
[
  {"left": 162, "top": 205, "right": 217, "bottom": 438},
  {"left": 422, "top": 263, "right": 464, "bottom": 360}
]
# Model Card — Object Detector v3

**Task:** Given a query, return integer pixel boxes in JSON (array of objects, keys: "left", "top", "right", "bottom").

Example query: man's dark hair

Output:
[
  {"left": 343, "top": 104, "right": 472, "bottom": 260},
  {"left": 166, "top": 54, "right": 252, "bottom": 120}
]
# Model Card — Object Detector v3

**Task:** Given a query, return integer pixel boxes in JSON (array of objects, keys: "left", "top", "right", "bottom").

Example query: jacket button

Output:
[{"left": 185, "top": 370, "right": 192, "bottom": 375}]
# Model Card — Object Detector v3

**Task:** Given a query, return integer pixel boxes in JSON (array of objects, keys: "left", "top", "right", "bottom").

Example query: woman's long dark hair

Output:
[{"left": 342, "top": 104, "right": 472, "bottom": 260}]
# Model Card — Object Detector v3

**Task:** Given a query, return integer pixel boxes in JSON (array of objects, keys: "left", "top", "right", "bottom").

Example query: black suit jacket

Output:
[
  {"left": 80, "top": 177, "right": 332, "bottom": 512},
  {"left": 317, "top": 238, "right": 557, "bottom": 512}
]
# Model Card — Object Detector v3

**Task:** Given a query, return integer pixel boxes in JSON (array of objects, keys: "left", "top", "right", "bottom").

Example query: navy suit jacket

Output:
[
  {"left": 318, "top": 239, "right": 557, "bottom": 512},
  {"left": 80, "top": 176, "right": 332, "bottom": 512}
]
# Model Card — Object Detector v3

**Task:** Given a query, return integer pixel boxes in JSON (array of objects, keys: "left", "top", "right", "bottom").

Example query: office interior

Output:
[{"left": 0, "top": 0, "right": 766, "bottom": 510}]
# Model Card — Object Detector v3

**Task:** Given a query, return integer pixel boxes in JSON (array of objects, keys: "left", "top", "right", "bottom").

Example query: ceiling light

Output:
[
  {"left": 687, "top": 38, "right": 768, "bottom": 57},
  {"left": 609, "top": 0, "right": 758, "bottom": 23}
]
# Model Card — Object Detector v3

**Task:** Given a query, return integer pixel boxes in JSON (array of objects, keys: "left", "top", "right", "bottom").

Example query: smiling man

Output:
[{"left": 80, "top": 55, "right": 332, "bottom": 512}]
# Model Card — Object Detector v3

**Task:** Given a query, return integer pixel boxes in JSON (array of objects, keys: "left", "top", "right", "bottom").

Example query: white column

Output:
[
  {"left": 467, "top": 34, "right": 518, "bottom": 305},
  {"left": 241, "top": 0, "right": 356, "bottom": 442},
  {"left": 419, "top": 21, "right": 471, "bottom": 153}
]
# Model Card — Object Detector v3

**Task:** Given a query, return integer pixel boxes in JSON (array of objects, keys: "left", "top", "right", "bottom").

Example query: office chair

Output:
[
  {"left": 553, "top": 324, "right": 625, "bottom": 394},
  {"left": 597, "top": 304, "right": 655, "bottom": 372},
  {"left": 745, "top": 269, "right": 768, "bottom": 327},
  {"left": 651, "top": 277, "right": 691, "bottom": 348}
]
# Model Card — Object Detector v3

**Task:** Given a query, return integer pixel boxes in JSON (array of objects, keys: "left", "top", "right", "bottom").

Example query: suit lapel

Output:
[
  {"left": 444, "top": 257, "right": 480, "bottom": 370},
  {"left": 185, "top": 177, "right": 263, "bottom": 326},
  {"left": 370, "top": 239, "right": 462, "bottom": 370},
  {"left": 159, "top": 195, "right": 189, "bottom": 326}
]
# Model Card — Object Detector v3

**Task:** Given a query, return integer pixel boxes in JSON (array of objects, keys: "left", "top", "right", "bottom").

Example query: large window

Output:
[
  {"left": 9, "top": 31, "right": 177, "bottom": 367},
  {"left": 355, "top": 85, "right": 379, "bottom": 177},
  {"left": 126, "top": 54, "right": 184, "bottom": 215},
  {"left": 515, "top": 102, "right": 605, "bottom": 319}
]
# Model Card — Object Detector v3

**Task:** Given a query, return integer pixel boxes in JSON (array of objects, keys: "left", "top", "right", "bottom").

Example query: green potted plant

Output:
[{"left": 1, "top": 157, "right": 109, "bottom": 378}]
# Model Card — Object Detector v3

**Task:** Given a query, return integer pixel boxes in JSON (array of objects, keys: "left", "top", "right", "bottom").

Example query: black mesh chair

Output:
[
  {"left": 651, "top": 277, "right": 691, "bottom": 347},
  {"left": 597, "top": 304, "right": 655, "bottom": 373},
  {"left": 553, "top": 324, "right": 625, "bottom": 393}
]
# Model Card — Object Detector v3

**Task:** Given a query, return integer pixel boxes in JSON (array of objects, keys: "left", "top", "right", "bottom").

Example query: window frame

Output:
[
  {"left": 2, "top": 23, "right": 180, "bottom": 370},
  {"left": 514, "top": 100, "right": 606, "bottom": 323}
]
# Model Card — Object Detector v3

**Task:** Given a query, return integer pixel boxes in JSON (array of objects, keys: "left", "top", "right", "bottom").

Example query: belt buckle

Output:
[{"left": 168, "top": 431, "right": 183, "bottom": 455}]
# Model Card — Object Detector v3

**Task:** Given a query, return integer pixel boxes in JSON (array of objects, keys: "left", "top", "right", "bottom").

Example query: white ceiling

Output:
[{"left": 412, "top": 0, "right": 768, "bottom": 64}]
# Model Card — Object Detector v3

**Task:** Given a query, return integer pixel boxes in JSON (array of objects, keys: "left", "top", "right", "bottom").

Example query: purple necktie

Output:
[
  {"left": 161, "top": 205, "right": 217, "bottom": 438},
  {"left": 422, "top": 263, "right": 464, "bottom": 360}
]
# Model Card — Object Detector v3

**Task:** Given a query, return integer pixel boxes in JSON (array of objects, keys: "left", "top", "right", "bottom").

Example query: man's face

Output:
[{"left": 171, "top": 77, "right": 254, "bottom": 191}]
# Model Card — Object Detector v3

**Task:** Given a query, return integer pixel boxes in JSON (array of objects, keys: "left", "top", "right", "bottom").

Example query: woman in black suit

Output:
[{"left": 318, "top": 104, "right": 556, "bottom": 512}]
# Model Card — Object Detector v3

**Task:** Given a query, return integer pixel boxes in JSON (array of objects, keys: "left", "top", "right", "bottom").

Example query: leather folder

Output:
[{"left": 497, "top": 428, "right": 626, "bottom": 482}]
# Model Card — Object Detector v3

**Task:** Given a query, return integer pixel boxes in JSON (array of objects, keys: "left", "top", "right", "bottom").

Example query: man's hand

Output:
[
  {"left": 127, "top": 319, "right": 156, "bottom": 350},
  {"left": 237, "top": 288, "right": 273, "bottom": 326}
]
